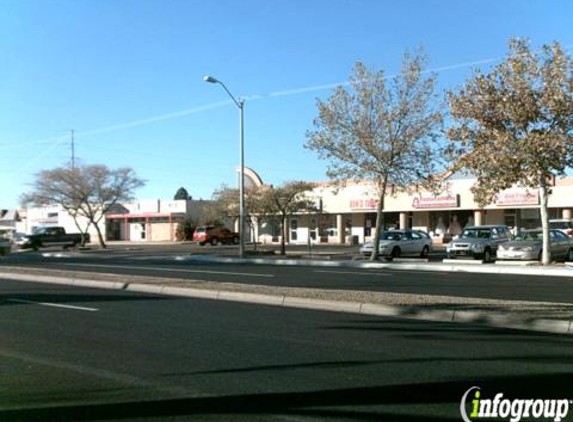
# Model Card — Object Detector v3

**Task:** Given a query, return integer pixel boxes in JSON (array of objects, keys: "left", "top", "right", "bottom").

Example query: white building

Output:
[
  {"left": 105, "top": 199, "right": 208, "bottom": 242},
  {"left": 19, "top": 199, "right": 209, "bottom": 243}
]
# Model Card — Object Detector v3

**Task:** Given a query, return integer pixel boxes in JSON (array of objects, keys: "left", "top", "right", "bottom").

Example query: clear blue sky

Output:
[{"left": 1, "top": 0, "right": 571, "bottom": 208}]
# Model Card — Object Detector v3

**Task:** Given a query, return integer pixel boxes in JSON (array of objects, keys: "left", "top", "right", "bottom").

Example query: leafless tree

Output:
[
  {"left": 22, "top": 164, "right": 145, "bottom": 248},
  {"left": 208, "top": 185, "right": 262, "bottom": 250},
  {"left": 257, "top": 181, "right": 317, "bottom": 255}
]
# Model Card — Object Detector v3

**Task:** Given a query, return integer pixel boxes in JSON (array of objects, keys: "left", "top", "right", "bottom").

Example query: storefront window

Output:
[{"left": 428, "top": 211, "right": 473, "bottom": 236}]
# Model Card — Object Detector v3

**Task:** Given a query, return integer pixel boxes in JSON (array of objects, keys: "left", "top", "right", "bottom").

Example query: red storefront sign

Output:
[
  {"left": 349, "top": 199, "right": 378, "bottom": 210},
  {"left": 412, "top": 194, "right": 459, "bottom": 209}
]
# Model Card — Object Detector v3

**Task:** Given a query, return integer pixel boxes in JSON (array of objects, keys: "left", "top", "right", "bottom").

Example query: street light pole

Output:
[{"left": 204, "top": 75, "right": 246, "bottom": 258}]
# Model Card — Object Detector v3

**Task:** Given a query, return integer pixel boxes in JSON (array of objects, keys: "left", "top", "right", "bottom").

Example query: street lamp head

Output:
[{"left": 203, "top": 75, "right": 219, "bottom": 84}]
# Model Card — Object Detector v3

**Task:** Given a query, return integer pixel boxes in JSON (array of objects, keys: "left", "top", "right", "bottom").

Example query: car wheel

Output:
[
  {"left": 391, "top": 247, "right": 401, "bottom": 258},
  {"left": 483, "top": 248, "right": 492, "bottom": 263},
  {"left": 567, "top": 248, "right": 573, "bottom": 262},
  {"left": 210, "top": 237, "right": 218, "bottom": 246},
  {"left": 198, "top": 241, "right": 205, "bottom": 246},
  {"left": 420, "top": 245, "right": 429, "bottom": 258},
  {"left": 233, "top": 236, "right": 240, "bottom": 245}
]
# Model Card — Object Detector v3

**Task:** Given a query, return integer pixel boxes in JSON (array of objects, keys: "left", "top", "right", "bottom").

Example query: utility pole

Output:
[{"left": 71, "top": 130, "right": 75, "bottom": 170}]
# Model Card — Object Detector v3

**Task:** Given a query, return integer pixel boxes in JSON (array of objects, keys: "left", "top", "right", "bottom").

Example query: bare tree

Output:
[
  {"left": 446, "top": 39, "right": 573, "bottom": 265},
  {"left": 306, "top": 51, "right": 444, "bottom": 260},
  {"left": 208, "top": 185, "right": 265, "bottom": 251},
  {"left": 23, "top": 164, "right": 145, "bottom": 248},
  {"left": 257, "top": 181, "right": 317, "bottom": 255},
  {"left": 21, "top": 167, "right": 91, "bottom": 245}
]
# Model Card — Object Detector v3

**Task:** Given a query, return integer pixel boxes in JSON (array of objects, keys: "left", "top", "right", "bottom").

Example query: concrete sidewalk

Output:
[
  {"left": 2, "top": 265, "right": 573, "bottom": 336},
  {"left": 173, "top": 254, "right": 573, "bottom": 278}
]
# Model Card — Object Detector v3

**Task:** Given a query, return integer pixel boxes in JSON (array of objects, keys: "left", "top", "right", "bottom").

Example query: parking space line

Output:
[{"left": 7, "top": 298, "right": 99, "bottom": 312}]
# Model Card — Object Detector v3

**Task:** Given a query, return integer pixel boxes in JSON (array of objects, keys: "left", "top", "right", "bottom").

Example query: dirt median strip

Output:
[{"left": 2, "top": 265, "right": 573, "bottom": 334}]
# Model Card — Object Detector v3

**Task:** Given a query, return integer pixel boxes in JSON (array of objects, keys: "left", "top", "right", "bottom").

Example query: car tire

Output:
[
  {"left": 483, "top": 248, "right": 492, "bottom": 263},
  {"left": 567, "top": 248, "right": 573, "bottom": 262},
  {"left": 198, "top": 241, "right": 205, "bottom": 246},
  {"left": 391, "top": 247, "right": 401, "bottom": 258},
  {"left": 210, "top": 237, "right": 218, "bottom": 246},
  {"left": 420, "top": 246, "right": 429, "bottom": 258},
  {"left": 233, "top": 236, "right": 240, "bottom": 245}
]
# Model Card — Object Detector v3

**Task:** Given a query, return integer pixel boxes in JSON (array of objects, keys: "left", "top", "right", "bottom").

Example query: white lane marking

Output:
[
  {"left": 42, "top": 253, "right": 73, "bottom": 258},
  {"left": 313, "top": 270, "right": 392, "bottom": 277},
  {"left": 58, "top": 263, "right": 276, "bottom": 278},
  {"left": 6, "top": 298, "right": 99, "bottom": 312}
]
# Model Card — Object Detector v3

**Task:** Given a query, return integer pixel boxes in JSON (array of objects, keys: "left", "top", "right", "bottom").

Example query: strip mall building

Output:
[
  {"left": 14, "top": 171, "right": 573, "bottom": 245},
  {"left": 268, "top": 173, "right": 573, "bottom": 245}
]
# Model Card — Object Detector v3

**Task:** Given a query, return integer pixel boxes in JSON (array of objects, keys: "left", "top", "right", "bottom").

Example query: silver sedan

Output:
[
  {"left": 360, "top": 229, "right": 432, "bottom": 258},
  {"left": 497, "top": 229, "right": 573, "bottom": 262}
]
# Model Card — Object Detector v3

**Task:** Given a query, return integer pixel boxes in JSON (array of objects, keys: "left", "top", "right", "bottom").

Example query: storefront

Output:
[{"left": 274, "top": 175, "right": 573, "bottom": 245}]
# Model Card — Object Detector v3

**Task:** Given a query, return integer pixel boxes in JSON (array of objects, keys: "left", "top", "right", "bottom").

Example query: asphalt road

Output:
[
  {"left": 3, "top": 250, "right": 573, "bottom": 304},
  {"left": 2, "top": 278, "right": 573, "bottom": 422}
]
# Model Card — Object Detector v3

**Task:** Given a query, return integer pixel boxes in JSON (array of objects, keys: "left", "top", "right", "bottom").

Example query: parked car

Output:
[
  {"left": 0, "top": 236, "right": 11, "bottom": 256},
  {"left": 16, "top": 226, "right": 89, "bottom": 250},
  {"left": 549, "top": 219, "right": 573, "bottom": 237},
  {"left": 446, "top": 225, "right": 511, "bottom": 262},
  {"left": 497, "top": 229, "right": 573, "bottom": 262},
  {"left": 360, "top": 229, "right": 432, "bottom": 258},
  {"left": 193, "top": 225, "right": 240, "bottom": 246}
]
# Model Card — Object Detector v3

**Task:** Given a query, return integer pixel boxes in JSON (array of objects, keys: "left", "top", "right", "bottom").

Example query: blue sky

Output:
[{"left": 1, "top": 0, "right": 572, "bottom": 208}]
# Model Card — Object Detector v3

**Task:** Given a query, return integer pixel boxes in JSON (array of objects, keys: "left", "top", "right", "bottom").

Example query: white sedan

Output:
[{"left": 360, "top": 230, "right": 432, "bottom": 259}]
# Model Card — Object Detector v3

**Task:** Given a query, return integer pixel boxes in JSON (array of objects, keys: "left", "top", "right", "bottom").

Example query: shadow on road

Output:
[{"left": 2, "top": 372, "right": 573, "bottom": 422}]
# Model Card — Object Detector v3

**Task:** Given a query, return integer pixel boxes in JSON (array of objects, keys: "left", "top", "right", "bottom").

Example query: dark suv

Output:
[{"left": 193, "top": 226, "right": 240, "bottom": 246}]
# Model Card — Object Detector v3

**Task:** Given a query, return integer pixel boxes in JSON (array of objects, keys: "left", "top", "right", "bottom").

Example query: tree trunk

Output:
[
  {"left": 71, "top": 216, "right": 90, "bottom": 247},
  {"left": 93, "top": 220, "right": 107, "bottom": 249},
  {"left": 251, "top": 218, "right": 257, "bottom": 252},
  {"left": 539, "top": 180, "right": 551, "bottom": 265},
  {"left": 280, "top": 215, "right": 287, "bottom": 255},
  {"left": 370, "top": 187, "right": 386, "bottom": 261}
]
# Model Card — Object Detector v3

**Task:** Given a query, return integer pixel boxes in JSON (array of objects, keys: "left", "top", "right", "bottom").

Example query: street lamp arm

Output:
[
  {"left": 218, "top": 81, "right": 242, "bottom": 109},
  {"left": 203, "top": 75, "right": 242, "bottom": 109}
]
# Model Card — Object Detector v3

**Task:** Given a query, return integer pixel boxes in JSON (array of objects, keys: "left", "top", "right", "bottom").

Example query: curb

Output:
[
  {"left": 1, "top": 270, "right": 572, "bottom": 336},
  {"left": 175, "top": 255, "right": 573, "bottom": 278}
]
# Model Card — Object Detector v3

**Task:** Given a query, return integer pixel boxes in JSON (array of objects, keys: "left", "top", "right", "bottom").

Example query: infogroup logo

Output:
[{"left": 460, "top": 386, "right": 570, "bottom": 422}]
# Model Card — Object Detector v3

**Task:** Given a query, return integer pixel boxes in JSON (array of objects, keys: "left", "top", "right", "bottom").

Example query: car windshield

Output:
[
  {"left": 196, "top": 227, "right": 206, "bottom": 233},
  {"left": 459, "top": 228, "right": 491, "bottom": 239},
  {"left": 550, "top": 221, "right": 573, "bottom": 229},
  {"left": 380, "top": 231, "right": 403, "bottom": 241},
  {"left": 513, "top": 231, "right": 542, "bottom": 241}
]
